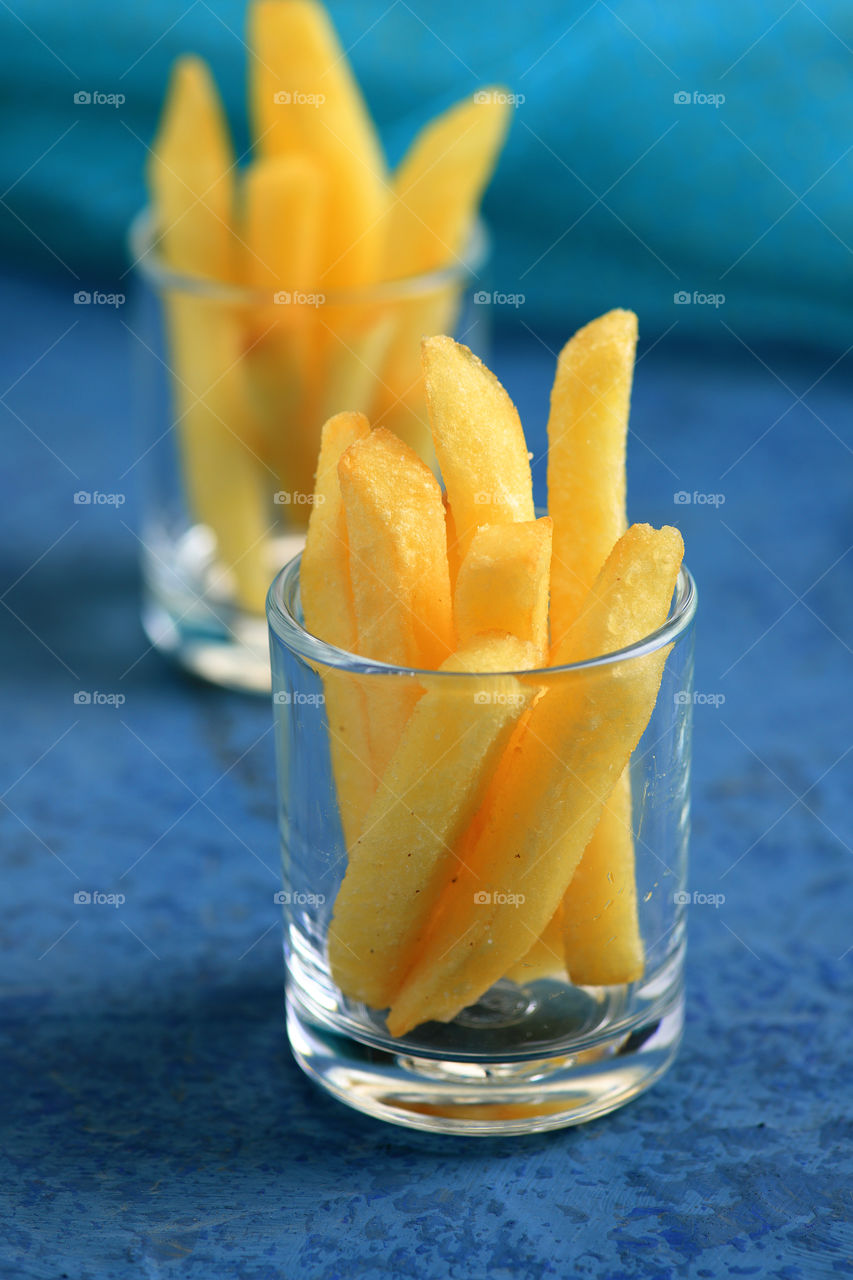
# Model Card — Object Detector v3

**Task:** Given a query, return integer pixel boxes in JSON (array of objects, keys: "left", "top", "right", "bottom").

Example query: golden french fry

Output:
[
  {"left": 300, "top": 411, "right": 372, "bottom": 845},
  {"left": 242, "top": 153, "right": 326, "bottom": 508},
  {"left": 149, "top": 57, "right": 271, "bottom": 613},
  {"left": 561, "top": 771, "right": 643, "bottom": 985},
  {"left": 338, "top": 427, "right": 454, "bottom": 777},
  {"left": 248, "top": 0, "right": 387, "bottom": 289},
  {"left": 547, "top": 309, "right": 638, "bottom": 647},
  {"left": 387, "top": 523, "right": 683, "bottom": 1036},
  {"left": 504, "top": 904, "right": 564, "bottom": 984},
  {"left": 454, "top": 518, "right": 552, "bottom": 661},
  {"left": 423, "top": 337, "right": 534, "bottom": 559},
  {"left": 328, "top": 634, "right": 537, "bottom": 1008},
  {"left": 384, "top": 91, "right": 511, "bottom": 278}
]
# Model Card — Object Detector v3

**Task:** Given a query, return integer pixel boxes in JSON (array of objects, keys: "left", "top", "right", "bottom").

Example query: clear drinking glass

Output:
[
  {"left": 127, "top": 209, "right": 489, "bottom": 693},
  {"left": 267, "top": 553, "right": 697, "bottom": 1136}
]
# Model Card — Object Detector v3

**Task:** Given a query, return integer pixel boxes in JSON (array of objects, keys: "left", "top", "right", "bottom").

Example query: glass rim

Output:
[
  {"left": 127, "top": 206, "right": 490, "bottom": 306},
  {"left": 267, "top": 552, "right": 698, "bottom": 679}
]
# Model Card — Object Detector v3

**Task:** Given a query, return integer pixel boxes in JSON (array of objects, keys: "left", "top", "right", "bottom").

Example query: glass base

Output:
[
  {"left": 140, "top": 525, "right": 306, "bottom": 694},
  {"left": 285, "top": 961, "right": 684, "bottom": 1135}
]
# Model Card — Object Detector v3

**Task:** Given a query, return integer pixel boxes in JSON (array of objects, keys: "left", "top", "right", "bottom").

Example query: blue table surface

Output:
[{"left": 1, "top": 268, "right": 851, "bottom": 1280}]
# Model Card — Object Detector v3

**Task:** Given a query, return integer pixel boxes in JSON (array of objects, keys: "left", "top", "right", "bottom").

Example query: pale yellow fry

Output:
[
  {"left": 561, "top": 770, "right": 643, "bottom": 985},
  {"left": 423, "top": 336, "right": 534, "bottom": 559},
  {"left": 338, "top": 427, "right": 454, "bottom": 779},
  {"left": 300, "top": 411, "right": 372, "bottom": 846},
  {"left": 149, "top": 56, "right": 269, "bottom": 612},
  {"left": 328, "top": 634, "right": 537, "bottom": 1009},
  {"left": 504, "top": 903, "right": 565, "bottom": 984},
  {"left": 384, "top": 90, "right": 511, "bottom": 278},
  {"left": 242, "top": 153, "right": 326, "bottom": 506},
  {"left": 248, "top": 0, "right": 387, "bottom": 288},
  {"left": 387, "top": 523, "right": 683, "bottom": 1036},
  {"left": 547, "top": 309, "right": 638, "bottom": 646},
  {"left": 148, "top": 56, "right": 238, "bottom": 280},
  {"left": 454, "top": 518, "right": 552, "bottom": 661}
]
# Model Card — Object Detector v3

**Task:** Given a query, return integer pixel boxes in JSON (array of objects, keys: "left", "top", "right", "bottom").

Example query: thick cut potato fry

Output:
[
  {"left": 384, "top": 91, "right": 511, "bottom": 279},
  {"left": 454, "top": 518, "right": 552, "bottom": 661},
  {"left": 423, "top": 337, "right": 534, "bottom": 558},
  {"left": 248, "top": 0, "right": 387, "bottom": 289},
  {"left": 339, "top": 427, "right": 454, "bottom": 778},
  {"left": 561, "top": 770, "right": 643, "bottom": 985},
  {"left": 328, "top": 634, "right": 537, "bottom": 1009},
  {"left": 149, "top": 57, "right": 271, "bottom": 613},
  {"left": 387, "top": 524, "right": 683, "bottom": 1036},
  {"left": 242, "top": 154, "right": 326, "bottom": 501},
  {"left": 300, "top": 411, "right": 372, "bottom": 846},
  {"left": 547, "top": 309, "right": 638, "bottom": 647},
  {"left": 504, "top": 903, "right": 565, "bottom": 984}
]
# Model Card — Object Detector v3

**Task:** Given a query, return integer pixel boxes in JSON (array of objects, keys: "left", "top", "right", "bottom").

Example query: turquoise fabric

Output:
[{"left": 1, "top": 1, "right": 851, "bottom": 340}]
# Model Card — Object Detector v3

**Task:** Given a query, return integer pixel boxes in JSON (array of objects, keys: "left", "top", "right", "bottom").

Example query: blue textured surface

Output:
[
  {"left": 2, "top": 2, "right": 853, "bottom": 341},
  {"left": 1, "top": 268, "right": 852, "bottom": 1278}
]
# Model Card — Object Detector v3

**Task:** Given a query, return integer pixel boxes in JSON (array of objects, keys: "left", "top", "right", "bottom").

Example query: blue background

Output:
[
  {"left": 1, "top": 1, "right": 853, "bottom": 341},
  {"left": 1, "top": 2, "right": 852, "bottom": 1277}
]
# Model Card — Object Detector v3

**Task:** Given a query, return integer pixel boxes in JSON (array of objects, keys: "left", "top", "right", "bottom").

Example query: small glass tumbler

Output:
[
  {"left": 267, "top": 555, "right": 697, "bottom": 1135},
  {"left": 127, "top": 209, "right": 489, "bottom": 693}
]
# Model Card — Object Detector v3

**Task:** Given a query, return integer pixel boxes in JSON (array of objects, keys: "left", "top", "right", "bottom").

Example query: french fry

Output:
[
  {"left": 248, "top": 0, "right": 387, "bottom": 289},
  {"left": 242, "top": 154, "right": 326, "bottom": 504},
  {"left": 561, "top": 771, "right": 643, "bottom": 985},
  {"left": 328, "top": 634, "right": 537, "bottom": 1008},
  {"left": 387, "top": 524, "right": 683, "bottom": 1036},
  {"left": 339, "top": 427, "right": 454, "bottom": 778},
  {"left": 300, "top": 412, "right": 373, "bottom": 845},
  {"left": 504, "top": 904, "right": 565, "bottom": 984},
  {"left": 384, "top": 91, "right": 511, "bottom": 279},
  {"left": 454, "top": 518, "right": 552, "bottom": 660},
  {"left": 149, "top": 57, "right": 271, "bottom": 613},
  {"left": 547, "top": 309, "right": 638, "bottom": 646},
  {"left": 423, "top": 337, "right": 534, "bottom": 559}
]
